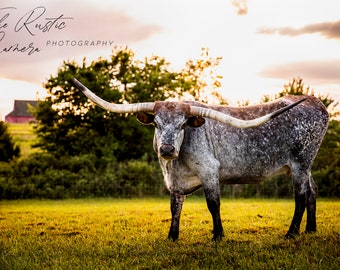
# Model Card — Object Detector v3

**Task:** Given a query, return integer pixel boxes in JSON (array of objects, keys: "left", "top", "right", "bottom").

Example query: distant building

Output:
[{"left": 5, "top": 100, "right": 38, "bottom": 123}]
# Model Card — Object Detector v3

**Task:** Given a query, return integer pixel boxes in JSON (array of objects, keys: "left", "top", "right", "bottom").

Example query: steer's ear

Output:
[
  {"left": 136, "top": 112, "right": 154, "bottom": 125},
  {"left": 187, "top": 116, "right": 205, "bottom": 127}
]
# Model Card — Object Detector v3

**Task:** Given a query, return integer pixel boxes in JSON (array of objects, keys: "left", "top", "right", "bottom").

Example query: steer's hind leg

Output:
[
  {"left": 285, "top": 168, "right": 310, "bottom": 239},
  {"left": 305, "top": 173, "right": 317, "bottom": 233},
  {"left": 168, "top": 192, "right": 185, "bottom": 241}
]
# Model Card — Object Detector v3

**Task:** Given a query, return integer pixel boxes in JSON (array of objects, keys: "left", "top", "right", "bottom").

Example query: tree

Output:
[
  {"left": 180, "top": 48, "right": 226, "bottom": 104},
  {"left": 33, "top": 47, "right": 223, "bottom": 163},
  {"left": 0, "top": 121, "right": 20, "bottom": 162},
  {"left": 312, "top": 120, "right": 340, "bottom": 197}
]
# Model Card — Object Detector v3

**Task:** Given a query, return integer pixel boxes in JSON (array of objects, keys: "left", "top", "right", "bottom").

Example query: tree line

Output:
[{"left": 0, "top": 47, "right": 339, "bottom": 199}]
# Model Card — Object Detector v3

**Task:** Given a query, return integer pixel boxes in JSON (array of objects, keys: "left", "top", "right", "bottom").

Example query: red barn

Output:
[{"left": 5, "top": 100, "right": 38, "bottom": 123}]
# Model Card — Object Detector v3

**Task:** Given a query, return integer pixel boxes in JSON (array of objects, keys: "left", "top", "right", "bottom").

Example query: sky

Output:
[{"left": 1, "top": 0, "right": 340, "bottom": 119}]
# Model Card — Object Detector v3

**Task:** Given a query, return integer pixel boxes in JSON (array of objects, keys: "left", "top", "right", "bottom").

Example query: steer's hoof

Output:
[
  {"left": 212, "top": 232, "right": 224, "bottom": 242},
  {"left": 284, "top": 232, "right": 297, "bottom": 239},
  {"left": 168, "top": 231, "right": 179, "bottom": 242},
  {"left": 305, "top": 229, "right": 316, "bottom": 234}
]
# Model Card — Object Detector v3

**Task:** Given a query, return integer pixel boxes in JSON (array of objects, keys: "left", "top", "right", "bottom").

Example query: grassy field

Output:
[
  {"left": 0, "top": 198, "right": 339, "bottom": 269},
  {"left": 7, "top": 123, "right": 39, "bottom": 158}
]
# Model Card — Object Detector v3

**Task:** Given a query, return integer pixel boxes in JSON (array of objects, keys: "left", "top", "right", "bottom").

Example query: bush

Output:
[
  {"left": 111, "top": 159, "right": 164, "bottom": 197},
  {"left": 0, "top": 152, "right": 164, "bottom": 199},
  {"left": 313, "top": 167, "right": 340, "bottom": 197}
]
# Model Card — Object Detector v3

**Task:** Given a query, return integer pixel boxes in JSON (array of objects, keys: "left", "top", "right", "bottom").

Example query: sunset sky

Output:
[{"left": 1, "top": 0, "right": 340, "bottom": 119}]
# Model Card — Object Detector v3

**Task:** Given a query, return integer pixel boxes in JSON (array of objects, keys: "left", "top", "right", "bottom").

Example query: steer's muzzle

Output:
[{"left": 159, "top": 144, "right": 178, "bottom": 160}]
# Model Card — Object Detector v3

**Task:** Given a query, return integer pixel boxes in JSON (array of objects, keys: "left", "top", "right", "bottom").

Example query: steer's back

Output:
[{"left": 184, "top": 95, "right": 329, "bottom": 184}]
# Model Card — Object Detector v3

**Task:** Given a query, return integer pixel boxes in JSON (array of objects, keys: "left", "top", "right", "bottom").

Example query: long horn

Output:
[
  {"left": 190, "top": 98, "right": 306, "bottom": 128},
  {"left": 73, "top": 78, "right": 155, "bottom": 113}
]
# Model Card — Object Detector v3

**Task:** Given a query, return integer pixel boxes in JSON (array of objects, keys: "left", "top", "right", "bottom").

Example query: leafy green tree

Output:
[
  {"left": 0, "top": 121, "right": 20, "bottom": 162},
  {"left": 312, "top": 120, "right": 340, "bottom": 197},
  {"left": 33, "top": 47, "right": 223, "bottom": 163},
  {"left": 181, "top": 48, "right": 226, "bottom": 104}
]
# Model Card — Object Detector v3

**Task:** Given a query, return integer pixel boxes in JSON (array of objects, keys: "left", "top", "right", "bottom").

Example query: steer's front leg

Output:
[
  {"left": 198, "top": 158, "right": 224, "bottom": 241},
  {"left": 168, "top": 192, "right": 185, "bottom": 241},
  {"left": 204, "top": 187, "right": 224, "bottom": 241}
]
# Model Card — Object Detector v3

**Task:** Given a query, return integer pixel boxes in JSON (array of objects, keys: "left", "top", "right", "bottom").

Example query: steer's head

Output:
[
  {"left": 136, "top": 102, "right": 205, "bottom": 160},
  {"left": 73, "top": 78, "right": 306, "bottom": 161}
]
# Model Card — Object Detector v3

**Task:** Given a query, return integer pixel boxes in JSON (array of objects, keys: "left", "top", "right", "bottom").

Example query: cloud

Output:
[
  {"left": 258, "top": 20, "right": 340, "bottom": 40},
  {"left": 231, "top": 0, "right": 248, "bottom": 16},
  {"left": 259, "top": 59, "right": 340, "bottom": 84}
]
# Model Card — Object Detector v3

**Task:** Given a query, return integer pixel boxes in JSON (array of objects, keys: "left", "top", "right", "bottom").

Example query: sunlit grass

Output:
[{"left": 1, "top": 198, "right": 339, "bottom": 269}]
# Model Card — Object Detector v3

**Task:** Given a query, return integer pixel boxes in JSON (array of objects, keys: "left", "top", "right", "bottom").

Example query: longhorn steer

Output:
[{"left": 73, "top": 79, "right": 329, "bottom": 241}]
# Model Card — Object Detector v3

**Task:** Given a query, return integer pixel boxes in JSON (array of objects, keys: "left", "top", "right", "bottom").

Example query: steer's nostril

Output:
[{"left": 160, "top": 144, "right": 175, "bottom": 157}]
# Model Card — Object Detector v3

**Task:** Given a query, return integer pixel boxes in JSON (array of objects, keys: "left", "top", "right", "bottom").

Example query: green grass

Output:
[
  {"left": 7, "top": 123, "right": 39, "bottom": 158},
  {"left": 1, "top": 198, "right": 339, "bottom": 269}
]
